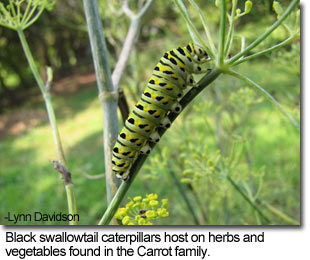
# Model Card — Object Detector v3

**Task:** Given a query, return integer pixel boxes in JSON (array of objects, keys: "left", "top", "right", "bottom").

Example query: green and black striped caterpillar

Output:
[{"left": 112, "top": 43, "right": 210, "bottom": 181}]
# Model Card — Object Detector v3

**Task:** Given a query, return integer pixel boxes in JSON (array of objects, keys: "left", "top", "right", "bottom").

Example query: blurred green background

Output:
[{"left": 0, "top": 0, "right": 300, "bottom": 225}]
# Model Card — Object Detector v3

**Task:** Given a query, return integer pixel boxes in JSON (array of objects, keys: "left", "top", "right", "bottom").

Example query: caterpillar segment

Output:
[
  {"left": 152, "top": 69, "right": 194, "bottom": 88},
  {"left": 147, "top": 79, "right": 183, "bottom": 99},
  {"left": 112, "top": 43, "right": 210, "bottom": 180}
]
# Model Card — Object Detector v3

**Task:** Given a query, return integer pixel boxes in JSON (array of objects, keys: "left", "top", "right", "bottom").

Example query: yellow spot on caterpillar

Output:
[
  {"left": 124, "top": 163, "right": 129, "bottom": 167},
  {"left": 129, "top": 152, "right": 135, "bottom": 157},
  {"left": 143, "top": 107, "right": 148, "bottom": 112},
  {"left": 154, "top": 112, "right": 160, "bottom": 116},
  {"left": 145, "top": 126, "right": 151, "bottom": 131},
  {"left": 162, "top": 98, "right": 169, "bottom": 103},
  {"left": 134, "top": 121, "right": 139, "bottom": 126},
  {"left": 136, "top": 140, "right": 142, "bottom": 144},
  {"left": 151, "top": 94, "right": 156, "bottom": 99},
  {"left": 158, "top": 66, "right": 164, "bottom": 72},
  {"left": 119, "top": 149, "right": 124, "bottom": 154}
]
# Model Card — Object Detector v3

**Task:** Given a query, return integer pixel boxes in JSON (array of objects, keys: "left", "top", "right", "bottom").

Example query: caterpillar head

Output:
[{"left": 190, "top": 43, "right": 209, "bottom": 63}]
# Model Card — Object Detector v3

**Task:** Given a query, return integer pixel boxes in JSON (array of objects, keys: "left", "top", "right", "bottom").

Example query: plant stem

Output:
[
  {"left": 65, "top": 184, "right": 79, "bottom": 225},
  {"left": 226, "top": 69, "right": 300, "bottom": 130},
  {"left": 190, "top": 188, "right": 209, "bottom": 224},
  {"left": 226, "top": 175, "right": 271, "bottom": 224},
  {"left": 83, "top": 0, "right": 120, "bottom": 204},
  {"left": 23, "top": 7, "right": 44, "bottom": 30},
  {"left": 174, "top": 0, "right": 215, "bottom": 60},
  {"left": 167, "top": 165, "right": 200, "bottom": 225},
  {"left": 98, "top": 68, "right": 221, "bottom": 225},
  {"left": 17, "top": 1, "right": 21, "bottom": 23},
  {"left": 138, "top": 0, "right": 155, "bottom": 18},
  {"left": 232, "top": 34, "right": 298, "bottom": 66},
  {"left": 256, "top": 199, "right": 299, "bottom": 225},
  {"left": 188, "top": 0, "right": 217, "bottom": 56},
  {"left": 240, "top": 36, "right": 245, "bottom": 55},
  {"left": 0, "top": 21, "right": 16, "bottom": 30},
  {"left": 112, "top": 0, "right": 154, "bottom": 89},
  {"left": 224, "top": 0, "right": 238, "bottom": 57},
  {"left": 17, "top": 28, "right": 78, "bottom": 224},
  {"left": 21, "top": 0, "right": 32, "bottom": 24},
  {"left": 111, "top": 17, "right": 139, "bottom": 88},
  {"left": 23, "top": 5, "right": 37, "bottom": 25},
  {"left": 10, "top": 0, "right": 17, "bottom": 19},
  {"left": 228, "top": 0, "right": 299, "bottom": 65},
  {"left": 17, "top": 28, "right": 66, "bottom": 165},
  {"left": 218, "top": 0, "right": 227, "bottom": 65}
]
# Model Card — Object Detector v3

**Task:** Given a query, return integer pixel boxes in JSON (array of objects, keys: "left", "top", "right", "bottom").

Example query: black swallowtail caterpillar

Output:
[{"left": 112, "top": 43, "right": 210, "bottom": 181}]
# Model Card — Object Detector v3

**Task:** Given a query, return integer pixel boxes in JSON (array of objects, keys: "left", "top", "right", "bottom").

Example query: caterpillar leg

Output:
[
  {"left": 191, "top": 64, "right": 212, "bottom": 74},
  {"left": 149, "top": 131, "right": 160, "bottom": 143},
  {"left": 116, "top": 173, "right": 130, "bottom": 182},
  {"left": 122, "top": 175, "right": 130, "bottom": 182},
  {"left": 200, "top": 68, "right": 212, "bottom": 74},
  {"left": 171, "top": 102, "right": 182, "bottom": 113},
  {"left": 112, "top": 157, "right": 133, "bottom": 181},
  {"left": 113, "top": 169, "right": 130, "bottom": 181},
  {"left": 160, "top": 117, "right": 171, "bottom": 128},
  {"left": 186, "top": 74, "right": 201, "bottom": 88},
  {"left": 186, "top": 74, "right": 196, "bottom": 86},
  {"left": 140, "top": 144, "right": 151, "bottom": 154}
]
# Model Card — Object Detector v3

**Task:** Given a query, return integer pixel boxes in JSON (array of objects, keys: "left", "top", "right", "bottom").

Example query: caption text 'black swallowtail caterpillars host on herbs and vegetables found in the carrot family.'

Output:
[{"left": 112, "top": 43, "right": 211, "bottom": 181}]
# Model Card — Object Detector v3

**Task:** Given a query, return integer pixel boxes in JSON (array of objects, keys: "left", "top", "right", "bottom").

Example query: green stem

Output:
[
  {"left": 17, "top": 1, "right": 21, "bottom": 23},
  {"left": 175, "top": 0, "right": 199, "bottom": 45},
  {"left": 174, "top": 0, "right": 215, "bottom": 60},
  {"left": 190, "top": 189, "right": 209, "bottom": 224},
  {"left": 224, "top": 0, "right": 238, "bottom": 57},
  {"left": 188, "top": 0, "right": 217, "bottom": 56},
  {"left": 21, "top": 0, "right": 32, "bottom": 23},
  {"left": 17, "top": 28, "right": 66, "bottom": 165},
  {"left": 226, "top": 69, "right": 300, "bottom": 130},
  {"left": 98, "top": 68, "right": 222, "bottom": 225},
  {"left": 218, "top": 0, "right": 227, "bottom": 65},
  {"left": 9, "top": 0, "right": 17, "bottom": 20},
  {"left": 83, "top": 0, "right": 120, "bottom": 205},
  {"left": 257, "top": 199, "right": 299, "bottom": 225},
  {"left": 65, "top": 184, "right": 79, "bottom": 225},
  {"left": 137, "top": 0, "right": 155, "bottom": 18},
  {"left": 167, "top": 165, "right": 200, "bottom": 225},
  {"left": 240, "top": 36, "right": 245, "bottom": 54},
  {"left": 226, "top": 176, "right": 271, "bottom": 224},
  {"left": 232, "top": 34, "right": 298, "bottom": 66},
  {"left": 17, "top": 28, "right": 78, "bottom": 225},
  {"left": 228, "top": 0, "right": 299, "bottom": 65},
  {"left": 23, "top": 5, "right": 37, "bottom": 25},
  {"left": 0, "top": 22, "right": 16, "bottom": 30},
  {"left": 23, "top": 7, "right": 45, "bottom": 30},
  {"left": 281, "top": 23, "right": 292, "bottom": 35}
]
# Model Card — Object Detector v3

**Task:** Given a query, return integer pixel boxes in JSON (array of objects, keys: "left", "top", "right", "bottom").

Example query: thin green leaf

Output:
[{"left": 226, "top": 69, "right": 300, "bottom": 130}]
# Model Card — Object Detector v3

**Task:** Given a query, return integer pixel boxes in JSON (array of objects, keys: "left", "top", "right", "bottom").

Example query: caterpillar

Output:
[{"left": 112, "top": 43, "right": 210, "bottom": 181}]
